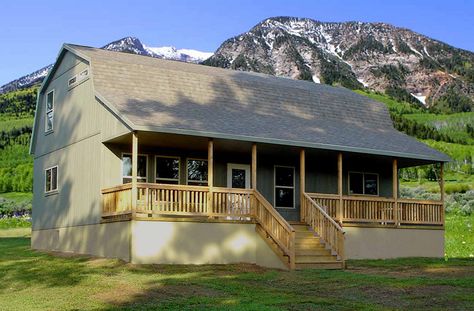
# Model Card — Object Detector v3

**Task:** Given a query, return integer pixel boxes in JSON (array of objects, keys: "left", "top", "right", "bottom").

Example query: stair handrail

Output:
[
  {"left": 303, "top": 193, "right": 345, "bottom": 264},
  {"left": 253, "top": 190, "right": 296, "bottom": 269}
]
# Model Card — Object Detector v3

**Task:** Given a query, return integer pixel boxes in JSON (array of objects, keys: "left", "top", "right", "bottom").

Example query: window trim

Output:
[
  {"left": 348, "top": 171, "right": 380, "bottom": 196},
  {"left": 44, "top": 165, "right": 59, "bottom": 194},
  {"left": 44, "top": 89, "right": 54, "bottom": 133},
  {"left": 274, "top": 165, "right": 295, "bottom": 209},
  {"left": 121, "top": 153, "right": 148, "bottom": 183},
  {"left": 155, "top": 155, "right": 180, "bottom": 184},
  {"left": 186, "top": 158, "right": 208, "bottom": 185}
]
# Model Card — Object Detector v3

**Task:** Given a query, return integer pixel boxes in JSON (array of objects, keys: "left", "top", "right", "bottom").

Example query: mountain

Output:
[
  {"left": 203, "top": 17, "right": 474, "bottom": 113},
  {"left": 0, "top": 65, "right": 53, "bottom": 94},
  {"left": 0, "top": 37, "right": 213, "bottom": 94}
]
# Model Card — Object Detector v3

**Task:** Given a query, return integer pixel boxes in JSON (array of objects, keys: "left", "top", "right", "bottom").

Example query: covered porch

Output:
[{"left": 100, "top": 131, "right": 446, "bottom": 269}]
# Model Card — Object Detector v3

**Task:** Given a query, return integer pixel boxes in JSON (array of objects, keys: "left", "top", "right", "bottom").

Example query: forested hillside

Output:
[
  {"left": 0, "top": 87, "right": 36, "bottom": 192},
  {"left": 0, "top": 85, "right": 472, "bottom": 197}
]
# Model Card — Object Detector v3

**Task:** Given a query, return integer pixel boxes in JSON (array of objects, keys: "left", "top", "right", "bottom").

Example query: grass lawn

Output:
[
  {"left": 446, "top": 213, "right": 474, "bottom": 258},
  {"left": 0, "top": 234, "right": 473, "bottom": 310}
]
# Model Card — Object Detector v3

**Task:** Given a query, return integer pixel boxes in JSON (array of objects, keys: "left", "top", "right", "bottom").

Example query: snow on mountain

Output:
[
  {"left": 144, "top": 45, "right": 213, "bottom": 63},
  {"left": 0, "top": 64, "right": 53, "bottom": 94}
]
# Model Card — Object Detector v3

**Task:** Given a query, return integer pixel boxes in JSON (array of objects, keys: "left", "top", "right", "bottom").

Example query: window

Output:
[
  {"left": 348, "top": 172, "right": 379, "bottom": 195},
  {"left": 45, "top": 90, "right": 54, "bottom": 132},
  {"left": 68, "top": 76, "right": 77, "bottom": 86},
  {"left": 68, "top": 69, "right": 89, "bottom": 88},
  {"left": 122, "top": 154, "right": 147, "bottom": 183},
  {"left": 187, "top": 159, "right": 208, "bottom": 186},
  {"left": 274, "top": 166, "right": 295, "bottom": 208},
  {"left": 156, "top": 156, "right": 180, "bottom": 184},
  {"left": 45, "top": 166, "right": 58, "bottom": 193}
]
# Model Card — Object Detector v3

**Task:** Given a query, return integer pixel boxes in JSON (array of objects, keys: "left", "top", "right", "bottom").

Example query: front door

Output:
[{"left": 227, "top": 164, "right": 251, "bottom": 189}]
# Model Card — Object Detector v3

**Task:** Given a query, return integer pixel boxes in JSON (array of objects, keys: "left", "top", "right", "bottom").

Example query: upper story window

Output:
[
  {"left": 186, "top": 159, "right": 208, "bottom": 186},
  {"left": 156, "top": 156, "right": 180, "bottom": 184},
  {"left": 274, "top": 166, "right": 295, "bottom": 208},
  {"left": 45, "top": 166, "right": 58, "bottom": 193},
  {"left": 349, "top": 172, "right": 379, "bottom": 196},
  {"left": 68, "top": 69, "right": 89, "bottom": 88},
  {"left": 122, "top": 154, "right": 147, "bottom": 183},
  {"left": 45, "top": 90, "right": 54, "bottom": 132}
]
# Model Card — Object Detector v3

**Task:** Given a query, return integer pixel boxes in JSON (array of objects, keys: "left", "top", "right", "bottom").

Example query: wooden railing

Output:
[
  {"left": 102, "top": 184, "right": 133, "bottom": 216},
  {"left": 302, "top": 193, "right": 344, "bottom": 263},
  {"left": 308, "top": 193, "right": 444, "bottom": 227},
  {"left": 101, "top": 183, "right": 296, "bottom": 269},
  {"left": 398, "top": 199, "right": 444, "bottom": 225},
  {"left": 136, "top": 183, "right": 254, "bottom": 219},
  {"left": 254, "top": 190, "right": 296, "bottom": 269}
]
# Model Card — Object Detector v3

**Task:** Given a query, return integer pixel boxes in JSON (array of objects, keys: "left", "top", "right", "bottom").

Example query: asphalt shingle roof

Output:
[{"left": 67, "top": 44, "right": 449, "bottom": 162}]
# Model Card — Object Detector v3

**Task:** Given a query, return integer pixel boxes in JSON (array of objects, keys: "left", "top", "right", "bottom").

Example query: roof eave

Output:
[{"left": 132, "top": 125, "right": 451, "bottom": 163}]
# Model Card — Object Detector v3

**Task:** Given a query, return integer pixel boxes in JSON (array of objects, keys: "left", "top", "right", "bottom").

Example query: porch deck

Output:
[{"left": 102, "top": 182, "right": 444, "bottom": 270}]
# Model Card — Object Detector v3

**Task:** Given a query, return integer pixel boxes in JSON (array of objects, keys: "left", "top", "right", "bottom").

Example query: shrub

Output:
[{"left": 0, "top": 197, "right": 31, "bottom": 217}]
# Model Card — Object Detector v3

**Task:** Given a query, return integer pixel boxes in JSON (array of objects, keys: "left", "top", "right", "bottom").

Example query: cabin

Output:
[{"left": 30, "top": 44, "right": 449, "bottom": 270}]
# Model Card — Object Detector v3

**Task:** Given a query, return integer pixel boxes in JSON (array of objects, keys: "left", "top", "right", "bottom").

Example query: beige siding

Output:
[{"left": 32, "top": 51, "right": 130, "bottom": 230}]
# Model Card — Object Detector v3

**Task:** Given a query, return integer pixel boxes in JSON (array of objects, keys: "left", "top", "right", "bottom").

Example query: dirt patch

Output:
[
  {"left": 403, "top": 285, "right": 461, "bottom": 309},
  {"left": 96, "top": 282, "right": 223, "bottom": 306},
  {"left": 348, "top": 265, "right": 474, "bottom": 279}
]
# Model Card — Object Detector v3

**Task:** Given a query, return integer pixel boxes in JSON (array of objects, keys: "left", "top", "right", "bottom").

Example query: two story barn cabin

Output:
[{"left": 30, "top": 44, "right": 449, "bottom": 269}]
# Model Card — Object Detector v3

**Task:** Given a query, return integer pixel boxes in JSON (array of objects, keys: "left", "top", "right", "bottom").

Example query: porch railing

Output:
[
  {"left": 101, "top": 183, "right": 296, "bottom": 269},
  {"left": 302, "top": 193, "right": 344, "bottom": 264},
  {"left": 254, "top": 190, "right": 296, "bottom": 269},
  {"left": 307, "top": 193, "right": 444, "bottom": 227}
]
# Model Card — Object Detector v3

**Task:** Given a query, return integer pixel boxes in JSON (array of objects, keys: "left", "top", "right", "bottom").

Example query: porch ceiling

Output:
[{"left": 103, "top": 131, "right": 433, "bottom": 168}]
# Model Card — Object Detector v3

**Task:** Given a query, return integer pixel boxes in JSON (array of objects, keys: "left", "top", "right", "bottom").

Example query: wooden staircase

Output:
[{"left": 291, "top": 222, "right": 344, "bottom": 270}]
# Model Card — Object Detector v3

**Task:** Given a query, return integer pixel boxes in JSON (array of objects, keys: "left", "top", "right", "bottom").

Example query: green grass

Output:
[
  {"left": 0, "top": 192, "right": 32, "bottom": 203},
  {"left": 446, "top": 213, "right": 474, "bottom": 258},
  {"left": 0, "top": 234, "right": 473, "bottom": 311}
]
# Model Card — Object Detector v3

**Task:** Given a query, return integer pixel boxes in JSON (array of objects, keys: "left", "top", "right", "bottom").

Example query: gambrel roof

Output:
[{"left": 33, "top": 44, "right": 450, "bottom": 162}]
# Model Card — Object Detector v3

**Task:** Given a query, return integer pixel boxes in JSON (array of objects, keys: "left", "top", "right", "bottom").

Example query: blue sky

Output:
[{"left": 1, "top": 0, "right": 473, "bottom": 85}]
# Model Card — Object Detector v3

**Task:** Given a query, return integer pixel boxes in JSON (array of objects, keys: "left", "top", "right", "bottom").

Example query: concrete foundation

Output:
[{"left": 344, "top": 226, "right": 444, "bottom": 259}]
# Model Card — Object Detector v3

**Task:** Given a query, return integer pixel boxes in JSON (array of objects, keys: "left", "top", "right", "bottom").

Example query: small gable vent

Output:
[{"left": 68, "top": 69, "right": 89, "bottom": 88}]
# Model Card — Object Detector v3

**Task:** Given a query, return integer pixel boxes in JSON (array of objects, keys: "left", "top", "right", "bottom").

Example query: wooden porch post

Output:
[
  {"left": 337, "top": 153, "right": 343, "bottom": 223},
  {"left": 440, "top": 163, "right": 445, "bottom": 202},
  {"left": 252, "top": 143, "right": 257, "bottom": 190},
  {"left": 300, "top": 149, "right": 305, "bottom": 222},
  {"left": 440, "top": 162, "right": 445, "bottom": 225},
  {"left": 131, "top": 132, "right": 138, "bottom": 214},
  {"left": 393, "top": 159, "right": 399, "bottom": 226},
  {"left": 207, "top": 139, "right": 214, "bottom": 216}
]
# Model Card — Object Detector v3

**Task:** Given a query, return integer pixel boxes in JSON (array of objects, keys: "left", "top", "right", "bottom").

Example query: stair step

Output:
[
  {"left": 296, "top": 262, "right": 343, "bottom": 270},
  {"left": 296, "top": 249, "right": 332, "bottom": 256},
  {"left": 296, "top": 236, "right": 321, "bottom": 242},
  {"left": 295, "top": 246, "right": 327, "bottom": 252},
  {"left": 296, "top": 255, "right": 337, "bottom": 263},
  {"left": 295, "top": 234, "right": 319, "bottom": 239},
  {"left": 295, "top": 239, "right": 324, "bottom": 245},
  {"left": 293, "top": 225, "right": 310, "bottom": 229}
]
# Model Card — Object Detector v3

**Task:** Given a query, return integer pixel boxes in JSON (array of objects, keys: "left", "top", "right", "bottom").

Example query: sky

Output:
[{"left": 1, "top": 0, "right": 473, "bottom": 85}]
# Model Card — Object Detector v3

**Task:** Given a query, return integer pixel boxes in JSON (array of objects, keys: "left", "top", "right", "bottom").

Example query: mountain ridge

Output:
[
  {"left": 204, "top": 16, "right": 474, "bottom": 112},
  {"left": 2, "top": 17, "right": 473, "bottom": 113}
]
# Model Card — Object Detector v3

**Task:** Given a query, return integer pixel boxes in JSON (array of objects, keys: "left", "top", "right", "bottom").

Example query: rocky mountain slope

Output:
[
  {"left": 0, "top": 37, "right": 212, "bottom": 94},
  {"left": 204, "top": 17, "right": 474, "bottom": 112}
]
